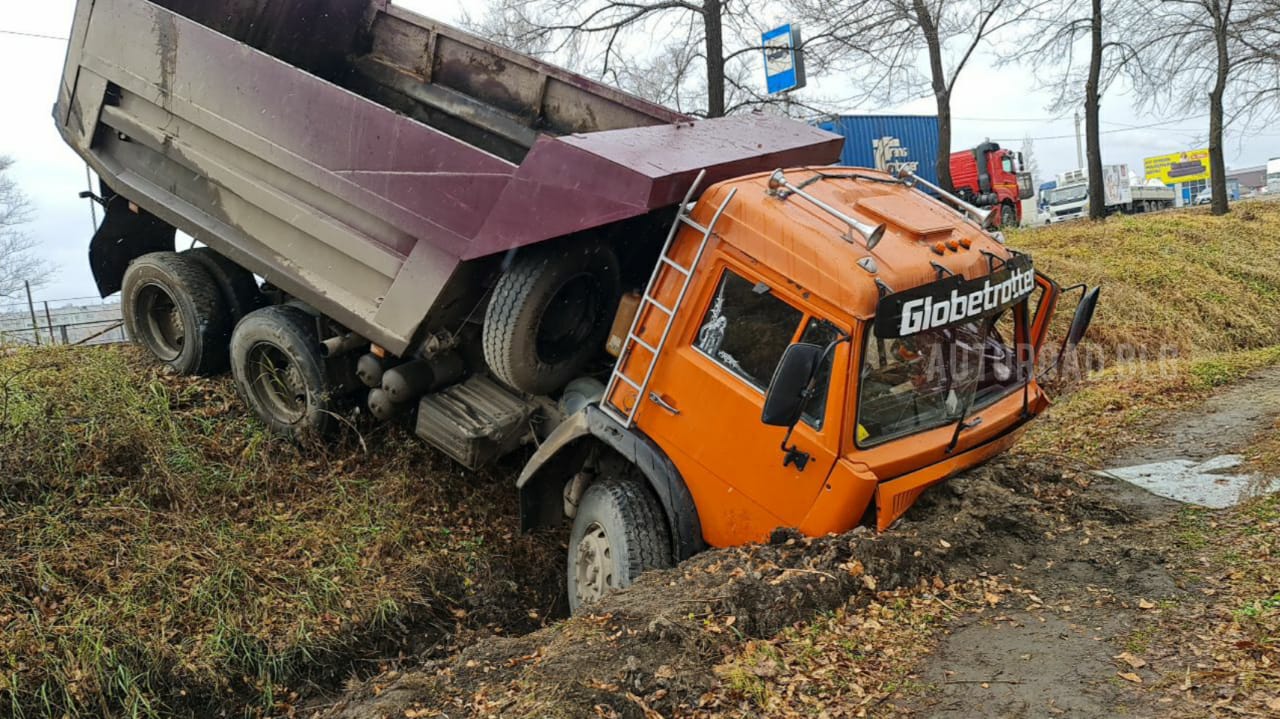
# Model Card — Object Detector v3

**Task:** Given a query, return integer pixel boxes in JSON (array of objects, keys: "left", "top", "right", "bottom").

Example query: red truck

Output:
[{"left": 950, "top": 142, "right": 1034, "bottom": 228}]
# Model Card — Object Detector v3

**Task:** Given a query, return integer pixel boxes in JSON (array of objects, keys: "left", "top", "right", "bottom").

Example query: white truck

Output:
[
  {"left": 1044, "top": 165, "right": 1175, "bottom": 223},
  {"left": 1268, "top": 157, "right": 1280, "bottom": 195}
]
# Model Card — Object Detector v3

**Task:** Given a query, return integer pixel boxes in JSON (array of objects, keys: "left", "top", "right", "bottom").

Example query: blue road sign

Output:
[{"left": 762, "top": 24, "right": 806, "bottom": 95}]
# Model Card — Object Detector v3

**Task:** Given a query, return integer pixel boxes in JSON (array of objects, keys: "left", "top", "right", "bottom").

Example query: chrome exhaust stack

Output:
[
  {"left": 768, "top": 169, "right": 886, "bottom": 250},
  {"left": 896, "top": 169, "right": 996, "bottom": 230}
]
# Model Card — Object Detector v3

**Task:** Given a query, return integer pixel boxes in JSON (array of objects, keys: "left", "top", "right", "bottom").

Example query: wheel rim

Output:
[
  {"left": 536, "top": 273, "right": 604, "bottom": 364},
  {"left": 136, "top": 282, "right": 185, "bottom": 361},
  {"left": 245, "top": 341, "right": 309, "bottom": 425},
  {"left": 574, "top": 521, "right": 615, "bottom": 606}
]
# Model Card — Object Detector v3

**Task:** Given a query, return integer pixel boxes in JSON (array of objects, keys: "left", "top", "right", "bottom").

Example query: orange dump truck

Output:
[{"left": 55, "top": 0, "right": 1097, "bottom": 610}]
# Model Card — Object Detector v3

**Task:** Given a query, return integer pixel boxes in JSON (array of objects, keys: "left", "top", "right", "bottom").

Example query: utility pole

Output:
[{"left": 1074, "top": 111, "right": 1084, "bottom": 169}]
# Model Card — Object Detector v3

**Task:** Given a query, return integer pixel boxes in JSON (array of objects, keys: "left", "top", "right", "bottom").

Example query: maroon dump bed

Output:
[{"left": 56, "top": 0, "right": 841, "bottom": 353}]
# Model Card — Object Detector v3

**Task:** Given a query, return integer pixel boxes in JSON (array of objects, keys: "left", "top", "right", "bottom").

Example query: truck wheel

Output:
[
  {"left": 567, "top": 478, "right": 672, "bottom": 613},
  {"left": 230, "top": 305, "right": 335, "bottom": 440},
  {"left": 483, "top": 243, "right": 620, "bottom": 395},
  {"left": 121, "top": 251, "right": 229, "bottom": 376},
  {"left": 1001, "top": 203, "right": 1019, "bottom": 228},
  {"left": 185, "top": 247, "right": 264, "bottom": 325}
]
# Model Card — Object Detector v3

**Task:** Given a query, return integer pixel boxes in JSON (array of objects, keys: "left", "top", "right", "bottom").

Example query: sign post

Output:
[{"left": 762, "top": 24, "right": 806, "bottom": 95}]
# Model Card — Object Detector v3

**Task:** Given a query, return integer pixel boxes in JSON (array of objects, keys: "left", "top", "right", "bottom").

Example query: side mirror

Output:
[
  {"left": 762, "top": 343, "right": 823, "bottom": 427},
  {"left": 1065, "top": 287, "right": 1100, "bottom": 351}
]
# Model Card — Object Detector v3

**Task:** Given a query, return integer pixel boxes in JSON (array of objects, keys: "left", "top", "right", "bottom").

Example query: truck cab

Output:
[
  {"left": 519, "top": 168, "right": 1092, "bottom": 610},
  {"left": 950, "top": 143, "right": 1034, "bottom": 228}
]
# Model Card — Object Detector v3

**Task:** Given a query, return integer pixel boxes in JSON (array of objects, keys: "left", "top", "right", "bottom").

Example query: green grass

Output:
[{"left": 0, "top": 346, "right": 557, "bottom": 718}]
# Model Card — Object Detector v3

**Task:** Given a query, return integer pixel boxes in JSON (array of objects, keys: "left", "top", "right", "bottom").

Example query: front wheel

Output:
[
  {"left": 1001, "top": 203, "right": 1019, "bottom": 228},
  {"left": 230, "top": 305, "right": 336, "bottom": 440},
  {"left": 567, "top": 479, "right": 672, "bottom": 613}
]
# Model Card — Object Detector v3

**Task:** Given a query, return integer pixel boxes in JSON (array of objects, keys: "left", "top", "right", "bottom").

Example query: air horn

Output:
[
  {"left": 768, "top": 169, "right": 886, "bottom": 250},
  {"left": 896, "top": 169, "right": 995, "bottom": 229}
]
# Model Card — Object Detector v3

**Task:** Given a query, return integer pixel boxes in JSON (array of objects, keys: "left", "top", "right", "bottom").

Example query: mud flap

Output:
[{"left": 89, "top": 194, "right": 176, "bottom": 297}]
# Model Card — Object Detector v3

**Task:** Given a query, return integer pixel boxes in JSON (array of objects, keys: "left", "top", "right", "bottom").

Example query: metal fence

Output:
[{"left": 0, "top": 285, "right": 126, "bottom": 348}]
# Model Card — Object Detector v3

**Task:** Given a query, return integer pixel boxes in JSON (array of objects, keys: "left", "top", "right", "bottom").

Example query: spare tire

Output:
[
  {"left": 185, "top": 247, "right": 264, "bottom": 325},
  {"left": 121, "top": 251, "right": 229, "bottom": 376},
  {"left": 483, "top": 243, "right": 621, "bottom": 395}
]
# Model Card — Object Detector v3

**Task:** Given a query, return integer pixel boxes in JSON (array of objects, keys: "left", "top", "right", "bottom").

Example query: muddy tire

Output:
[
  {"left": 230, "top": 305, "right": 335, "bottom": 440},
  {"left": 185, "top": 247, "right": 264, "bottom": 325},
  {"left": 483, "top": 243, "right": 620, "bottom": 396},
  {"left": 567, "top": 478, "right": 672, "bottom": 613},
  {"left": 121, "top": 251, "right": 230, "bottom": 376}
]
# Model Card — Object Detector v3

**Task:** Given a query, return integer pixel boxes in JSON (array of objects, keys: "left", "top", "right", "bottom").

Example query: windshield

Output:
[
  {"left": 857, "top": 308, "right": 1023, "bottom": 446},
  {"left": 1048, "top": 185, "right": 1088, "bottom": 205}
]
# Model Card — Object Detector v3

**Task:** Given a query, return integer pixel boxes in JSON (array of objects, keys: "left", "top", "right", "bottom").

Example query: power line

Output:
[
  {"left": 0, "top": 28, "right": 68, "bottom": 42},
  {"left": 993, "top": 116, "right": 1209, "bottom": 142}
]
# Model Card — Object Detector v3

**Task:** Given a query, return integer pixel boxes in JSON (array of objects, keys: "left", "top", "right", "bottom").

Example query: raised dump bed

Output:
[{"left": 57, "top": 0, "right": 841, "bottom": 354}]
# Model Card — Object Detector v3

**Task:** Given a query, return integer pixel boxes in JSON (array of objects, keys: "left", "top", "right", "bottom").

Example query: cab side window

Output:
[
  {"left": 1002, "top": 156, "right": 1015, "bottom": 174},
  {"left": 696, "top": 269, "right": 802, "bottom": 390}
]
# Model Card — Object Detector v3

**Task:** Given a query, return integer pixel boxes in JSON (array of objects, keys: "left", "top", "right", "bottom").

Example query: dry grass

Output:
[
  {"left": 1141, "top": 493, "right": 1280, "bottom": 716},
  {"left": 0, "top": 346, "right": 559, "bottom": 718},
  {"left": 1009, "top": 200, "right": 1280, "bottom": 361}
]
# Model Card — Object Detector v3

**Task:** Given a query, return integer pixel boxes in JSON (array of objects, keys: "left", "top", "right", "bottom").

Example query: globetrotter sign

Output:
[{"left": 874, "top": 255, "right": 1036, "bottom": 338}]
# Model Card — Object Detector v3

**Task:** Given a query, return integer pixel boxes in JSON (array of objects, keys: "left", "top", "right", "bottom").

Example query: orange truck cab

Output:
[{"left": 518, "top": 166, "right": 1098, "bottom": 611}]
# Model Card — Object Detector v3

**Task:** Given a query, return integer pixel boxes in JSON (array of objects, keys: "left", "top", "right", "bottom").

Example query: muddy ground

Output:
[{"left": 322, "top": 368, "right": 1280, "bottom": 718}]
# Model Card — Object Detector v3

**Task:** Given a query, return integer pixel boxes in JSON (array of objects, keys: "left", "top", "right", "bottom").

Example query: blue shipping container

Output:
[{"left": 816, "top": 115, "right": 940, "bottom": 186}]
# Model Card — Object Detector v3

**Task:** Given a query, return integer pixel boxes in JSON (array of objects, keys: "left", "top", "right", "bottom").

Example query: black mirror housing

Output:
[
  {"left": 1066, "top": 287, "right": 1100, "bottom": 350},
  {"left": 762, "top": 343, "right": 823, "bottom": 427}
]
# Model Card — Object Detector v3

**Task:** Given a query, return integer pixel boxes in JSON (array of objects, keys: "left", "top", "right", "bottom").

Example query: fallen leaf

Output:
[
  {"left": 1114, "top": 652, "right": 1147, "bottom": 670},
  {"left": 984, "top": 592, "right": 1002, "bottom": 607},
  {"left": 1137, "top": 599, "right": 1156, "bottom": 610},
  {"left": 939, "top": 539, "right": 952, "bottom": 548},
  {"left": 1118, "top": 672, "right": 1143, "bottom": 684}
]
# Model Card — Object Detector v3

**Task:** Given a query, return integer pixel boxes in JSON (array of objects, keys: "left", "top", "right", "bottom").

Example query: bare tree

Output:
[
  {"left": 1129, "top": 0, "right": 1280, "bottom": 215},
  {"left": 0, "top": 157, "right": 49, "bottom": 300},
  {"left": 1001, "top": 0, "right": 1145, "bottom": 220},
  {"left": 1019, "top": 133, "right": 1042, "bottom": 188},
  {"left": 795, "top": 0, "right": 1044, "bottom": 191},
  {"left": 459, "top": 0, "right": 840, "bottom": 119}
]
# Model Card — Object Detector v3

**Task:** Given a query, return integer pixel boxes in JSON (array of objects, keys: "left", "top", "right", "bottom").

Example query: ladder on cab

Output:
[{"left": 601, "top": 170, "right": 738, "bottom": 428}]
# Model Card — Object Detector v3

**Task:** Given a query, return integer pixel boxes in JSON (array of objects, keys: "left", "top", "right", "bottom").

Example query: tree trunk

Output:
[
  {"left": 703, "top": 0, "right": 726, "bottom": 118},
  {"left": 1086, "top": 0, "right": 1105, "bottom": 221},
  {"left": 1208, "top": 0, "right": 1230, "bottom": 216},
  {"left": 914, "top": 0, "right": 953, "bottom": 191}
]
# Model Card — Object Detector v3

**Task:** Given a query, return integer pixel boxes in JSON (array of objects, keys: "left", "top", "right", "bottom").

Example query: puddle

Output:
[{"left": 1097, "top": 455, "right": 1262, "bottom": 509}]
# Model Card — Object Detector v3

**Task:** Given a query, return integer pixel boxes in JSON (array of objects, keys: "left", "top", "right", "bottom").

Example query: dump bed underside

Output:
[{"left": 56, "top": 0, "right": 841, "bottom": 354}]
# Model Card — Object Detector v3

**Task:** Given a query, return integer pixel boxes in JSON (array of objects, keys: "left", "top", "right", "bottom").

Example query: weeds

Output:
[{"left": 0, "top": 346, "right": 559, "bottom": 718}]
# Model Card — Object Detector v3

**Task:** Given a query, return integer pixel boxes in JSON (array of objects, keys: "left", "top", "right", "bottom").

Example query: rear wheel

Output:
[
  {"left": 121, "top": 252, "right": 229, "bottom": 376},
  {"left": 483, "top": 243, "right": 621, "bottom": 395},
  {"left": 567, "top": 478, "right": 672, "bottom": 613},
  {"left": 230, "top": 305, "right": 335, "bottom": 440},
  {"left": 185, "top": 247, "right": 264, "bottom": 325}
]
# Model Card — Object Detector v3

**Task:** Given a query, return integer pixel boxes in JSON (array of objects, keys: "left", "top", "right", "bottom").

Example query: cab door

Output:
[{"left": 632, "top": 259, "right": 849, "bottom": 548}]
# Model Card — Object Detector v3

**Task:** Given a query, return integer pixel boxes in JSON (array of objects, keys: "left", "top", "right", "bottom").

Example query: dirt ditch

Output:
[{"left": 322, "top": 450, "right": 1191, "bottom": 718}]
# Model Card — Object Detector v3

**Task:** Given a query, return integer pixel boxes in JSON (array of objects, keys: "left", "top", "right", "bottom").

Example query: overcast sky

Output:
[{"left": 2, "top": 0, "right": 1277, "bottom": 302}]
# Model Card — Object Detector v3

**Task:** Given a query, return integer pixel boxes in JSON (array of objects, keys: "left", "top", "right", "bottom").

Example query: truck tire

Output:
[
  {"left": 483, "top": 243, "right": 621, "bottom": 396},
  {"left": 230, "top": 305, "right": 335, "bottom": 440},
  {"left": 185, "top": 247, "right": 264, "bottom": 325},
  {"left": 567, "top": 478, "right": 672, "bottom": 613},
  {"left": 1001, "top": 202, "right": 1019, "bottom": 228},
  {"left": 121, "top": 251, "right": 230, "bottom": 376}
]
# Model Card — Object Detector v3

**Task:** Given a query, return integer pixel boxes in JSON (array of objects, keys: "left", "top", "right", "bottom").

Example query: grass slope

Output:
[
  {"left": 1010, "top": 200, "right": 1280, "bottom": 359},
  {"left": 0, "top": 347, "right": 559, "bottom": 718}
]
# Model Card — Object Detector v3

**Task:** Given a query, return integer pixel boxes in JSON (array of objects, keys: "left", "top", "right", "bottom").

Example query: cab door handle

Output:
[{"left": 648, "top": 392, "right": 680, "bottom": 415}]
